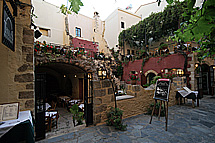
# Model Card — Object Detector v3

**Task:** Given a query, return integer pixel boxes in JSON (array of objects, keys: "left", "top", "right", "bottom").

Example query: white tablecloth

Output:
[
  {"left": 45, "top": 111, "right": 57, "bottom": 117},
  {"left": 69, "top": 99, "right": 81, "bottom": 104},
  {"left": 79, "top": 104, "right": 84, "bottom": 111},
  {"left": 178, "top": 90, "right": 198, "bottom": 98},
  {"left": 0, "top": 110, "right": 32, "bottom": 138}
]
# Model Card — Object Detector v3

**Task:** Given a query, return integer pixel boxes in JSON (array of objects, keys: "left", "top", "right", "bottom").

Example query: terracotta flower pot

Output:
[
  {"left": 131, "top": 80, "right": 137, "bottom": 85},
  {"left": 46, "top": 49, "right": 52, "bottom": 53}
]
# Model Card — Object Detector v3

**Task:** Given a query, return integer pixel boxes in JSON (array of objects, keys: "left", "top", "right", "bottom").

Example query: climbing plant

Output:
[
  {"left": 118, "top": 1, "right": 187, "bottom": 49},
  {"left": 168, "top": 0, "right": 215, "bottom": 60}
]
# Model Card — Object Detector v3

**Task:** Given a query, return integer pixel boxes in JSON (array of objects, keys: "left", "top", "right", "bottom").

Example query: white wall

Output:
[
  {"left": 32, "top": 0, "right": 67, "bottom": 45},
  {"left": 105, "top": 8, "right": 141, "bottom": 51},
  {"left": 135, "top": 0, "right": 203, "bottom": 20},
  {"left": 135, "top": 1, "right": 167, "bottom": 20},
  {"left": 68, "top": 13, "right": 93, "bottom": 41},
  {"left": 104, "top": 9, "right": 119, "bottom": 50}
]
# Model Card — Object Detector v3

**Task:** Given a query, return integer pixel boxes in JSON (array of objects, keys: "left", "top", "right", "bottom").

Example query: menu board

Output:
[
  {"left": 154, "top": 79, "right": 171, "bottom": 101},
  {"left": 0, "top": 103, "right": 19, "bottom": 121}
]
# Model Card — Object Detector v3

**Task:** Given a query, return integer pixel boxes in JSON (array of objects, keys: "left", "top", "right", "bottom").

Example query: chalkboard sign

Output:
[{"left": 154, "top": 79, "right": 171, "bottom": 101}]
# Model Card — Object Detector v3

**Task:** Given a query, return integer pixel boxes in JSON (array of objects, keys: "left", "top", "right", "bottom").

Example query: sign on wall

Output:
[
  {"left": 153, "top": 79, "right": 171, "bottom": 101},
  {"left": 2, "top": 0, "right": 15, "bottom": 51}
]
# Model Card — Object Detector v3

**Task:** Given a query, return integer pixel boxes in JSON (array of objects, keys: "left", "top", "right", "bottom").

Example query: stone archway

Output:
[
  {"left": 143, "top": 70, "right": 158, "bottom": 84},
  {"left": 144, "top": 70, "right": 158, "bottom": 77},
  {"left": 35, "top": 55, "right": 98, "bottom": 79}
]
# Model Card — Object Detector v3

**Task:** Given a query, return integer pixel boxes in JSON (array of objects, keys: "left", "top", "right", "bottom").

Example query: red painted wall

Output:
[
  {"left": 72, "top": 38, "right": 98, "bottom": 57},
  {"left": 123, "top": 54, "right": 185, "bottom": 85}
]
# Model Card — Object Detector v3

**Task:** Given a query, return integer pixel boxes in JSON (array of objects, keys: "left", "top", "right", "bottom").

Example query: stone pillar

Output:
[
  {"left": 93, "top": 79, "right": 114, "bottom": 125},
  {"left": 13, "top": 1, "right": 34, "bottom": 111}
]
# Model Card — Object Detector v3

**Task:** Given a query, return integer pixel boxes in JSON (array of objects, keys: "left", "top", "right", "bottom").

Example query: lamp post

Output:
[{"left": 109, "top": 76, "right": 118, "bottom": 109}]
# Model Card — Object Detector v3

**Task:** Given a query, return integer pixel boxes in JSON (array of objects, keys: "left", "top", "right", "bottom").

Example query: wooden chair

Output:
[
  {"left": 50, "top": 111, "right": 59, "bottom": 130},
  {"left": 45, "top": 115, "right": 51, "bottom": 132}
]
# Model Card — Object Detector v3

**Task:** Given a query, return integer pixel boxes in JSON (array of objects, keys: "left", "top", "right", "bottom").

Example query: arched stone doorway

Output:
[
  {"left": 35, "top": 63, "right": 87, "bottom": 101},
  {"left": 142, "top": 70, "right": 158, "bottom": 85},
  {"left": 34, "top": 57, "right": 97, "bottom": 140},
  {"left": 147, "top": 73, "right": 156, "bottom": 84}
]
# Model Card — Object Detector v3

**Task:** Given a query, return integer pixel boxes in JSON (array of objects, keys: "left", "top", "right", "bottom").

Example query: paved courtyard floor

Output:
[{"left": 38, "top": 95, "right": 215, "bottom": 143}]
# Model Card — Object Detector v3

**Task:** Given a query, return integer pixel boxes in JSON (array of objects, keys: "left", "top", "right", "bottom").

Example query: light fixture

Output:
[
  {"left": 63, "top": 75, "right": 66, "bottom": 78},
  {"left": 74, "top": 75, "right": 77, "bottom": 78},
  {"left": 88, "top": 73, "right": 92, "bottom": 79},
  {"left": 97, "top": 68, "right": 107, "bottom": 80},
  {"left": 195, "top": 63, "right": 199, "bottom": 68},
  {"left": 213, "top": 66, "right": 215, "bottom": 69},
  {"left": 140, "top": 71, "right": 142, "bottom": 74},
  {"left": 161, "top": 69, "right": 163, "bottom": 73},
  {"left": 177, "top": 69, "right": 184, "bottom": 76}
]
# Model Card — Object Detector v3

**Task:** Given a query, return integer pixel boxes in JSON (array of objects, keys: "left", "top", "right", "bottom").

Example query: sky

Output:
[{"left": 44, "top": 0, "right": 157, "bottom": 20}]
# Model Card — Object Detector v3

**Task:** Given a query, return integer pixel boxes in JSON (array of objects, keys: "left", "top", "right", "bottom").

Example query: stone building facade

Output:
[{"left": 0, "top": 0, "right": 34, "bottom": 111}]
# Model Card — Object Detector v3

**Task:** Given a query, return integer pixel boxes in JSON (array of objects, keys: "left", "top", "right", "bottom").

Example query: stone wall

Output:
[
  {"left": 0, "top": 0, "right": 34, "bottom": 111},
  {"left": 93, "top": 77, "right": 185, "bottom": 125}
]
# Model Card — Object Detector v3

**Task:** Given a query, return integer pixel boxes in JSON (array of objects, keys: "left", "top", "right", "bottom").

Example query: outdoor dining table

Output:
[
  {"left": 176, "top": 89, "right": 200, "bottom": 107},
  {"left": 69, "top": 99, "right": 81, "bottom": 104},
  {"left": 58, "top": 96, "right": 70, "bottom": 101},
  {"left": 0, "top": 110, "right": 34, "bottom": 143},
  {"left": 45, "top": 111, "right": 58, "bottom": 117}
]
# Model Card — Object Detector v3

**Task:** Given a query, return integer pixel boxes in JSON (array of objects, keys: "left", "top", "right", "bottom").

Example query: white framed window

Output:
[
  {"left": 121, "top": 21, "right": 125, "bottom": 29},
  {"left": 75, "top": 27, "right": 81, "bottom": 37},
  {"left": 39, "top": 27, "right": 51, "bottom": 37}
]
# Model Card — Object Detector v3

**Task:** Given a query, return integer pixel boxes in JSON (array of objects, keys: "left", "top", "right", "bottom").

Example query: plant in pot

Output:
[
  {"left": 70, "top": 104, "right": 84, "bottom": 127},
  {"left": 127, "top": 71, "right": 140, "bottom": 85},
  {"left": 105, "top": 107, "right": 127, "bottom": 131},
  {"left": 163, "top": 71, "right": 177, "bottom": 81},
  {"left": 34, "top": 41, "right": 41, "bottom": 54}
]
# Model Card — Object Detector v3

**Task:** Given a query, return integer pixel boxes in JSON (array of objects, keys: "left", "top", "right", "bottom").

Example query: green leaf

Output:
[
  {"left": 166, "top": 0, "right": 173, "bottom": 4},
  {"left": 69, "top": 0, "right": 84, "bottom": 14}
]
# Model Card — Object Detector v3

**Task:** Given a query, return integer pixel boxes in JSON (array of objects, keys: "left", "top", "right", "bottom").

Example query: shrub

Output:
[{"left": 105, "top": 107, "right": 127, "bottom": 131}]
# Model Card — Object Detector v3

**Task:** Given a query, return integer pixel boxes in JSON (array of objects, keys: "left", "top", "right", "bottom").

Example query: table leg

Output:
[
  {"left": 192, "top": 100, "right": 195, "bottom": 108},
  {"left": 197, "top": 99, "right": 199, "bottom": 107}
]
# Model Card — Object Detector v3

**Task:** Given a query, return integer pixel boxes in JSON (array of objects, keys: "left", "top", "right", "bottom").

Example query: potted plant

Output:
[
  {"left": 128, "top": 71, "right": 139, "bottom": 85},
  {"left": 34, "top": 41, "right": 41, "bottom": 54},
  {"left": 163, "top": 71, "right": 177, "bottom": 81},
  {"left": 105, "top": 107, "right": 127, "bottom": 131},
  {"left": 70, "top": 104, "right": 84, "bottom": 127}
]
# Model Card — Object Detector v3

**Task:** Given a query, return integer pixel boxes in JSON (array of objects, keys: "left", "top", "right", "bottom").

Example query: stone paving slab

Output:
[{"left": 38, "top": 95, "right": 215, "bottom": 143}]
